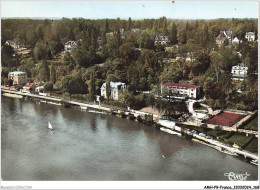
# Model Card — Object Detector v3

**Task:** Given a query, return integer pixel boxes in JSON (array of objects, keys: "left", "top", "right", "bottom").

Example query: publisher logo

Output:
[{"left": 224, "top": 172, "right": 250, "bottom": 181}]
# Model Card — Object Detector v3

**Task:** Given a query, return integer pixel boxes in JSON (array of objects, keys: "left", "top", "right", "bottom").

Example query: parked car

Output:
[{"left": 199, "top": 133, "right": 206, "bottom": 137}]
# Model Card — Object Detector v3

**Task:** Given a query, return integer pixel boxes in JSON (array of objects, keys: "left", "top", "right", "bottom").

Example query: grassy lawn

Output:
[
  {"left": 178, "top": 123, "right": 257, "bottom": 153},
  {"left": 225, "top": 133, "right": 254, "bottom": 148},
  {"left": 244, "top": 117, "right": 258, "bottom": 131},
  {"left": 244, "top": 138, "right": 258, "bottom": 153}
]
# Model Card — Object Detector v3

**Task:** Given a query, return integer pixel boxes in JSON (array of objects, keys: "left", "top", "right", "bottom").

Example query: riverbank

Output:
[{"left": 1, "top": 88, "right": 258, "bottom": 165}]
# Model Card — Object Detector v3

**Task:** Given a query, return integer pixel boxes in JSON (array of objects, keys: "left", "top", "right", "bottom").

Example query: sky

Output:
[{"left": 0, "top": 0, "right": 259, "bottom": 19}]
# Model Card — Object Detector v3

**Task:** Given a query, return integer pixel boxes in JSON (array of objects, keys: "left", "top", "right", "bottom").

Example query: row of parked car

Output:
[{"left": 184, "top": 128, "right": 213, "bottom": 140}]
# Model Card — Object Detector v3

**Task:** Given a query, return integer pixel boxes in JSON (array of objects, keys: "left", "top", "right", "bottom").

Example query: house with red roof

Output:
[{"left": 161, "top": 82, "right": 201, "bottom": 99}]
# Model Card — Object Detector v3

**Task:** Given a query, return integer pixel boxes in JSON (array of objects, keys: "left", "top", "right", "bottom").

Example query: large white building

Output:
[
  {"left": 245, "top": 32, "right": 255, "bottom": 42},
  {"left": 8, "top": 71, "right": 27, "bottom": 86},
  {"left": 101, "top": 82, "right": 126, "bottom": 100},
  {"left": 154, "top": 35, "right": 169, "bottom": 46},
  {"left": 161, "top": 82, "right": 201, "bottom": 99},
  {"left": 64, "top": 41, "right": 78, "bottom": 52},
  {"left": 231, "top": 63, "right": 248, "bottom": 81}
]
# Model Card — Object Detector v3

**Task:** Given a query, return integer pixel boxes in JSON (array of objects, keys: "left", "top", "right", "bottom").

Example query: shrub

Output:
[
  {"left": 128, "top": 113, "right": 135, "bottom": 120},
  {"left": 137, "top": 115, "right": 143, "bottom": 123},
  {"left": 120, "top": 111, "right": 126, "bottom": 118},
  {"left": 144, "top": 114, "right": 153, "bottom": 126},
  {"left": 43, "top": 81, "right": 53, "bottom": 92}
]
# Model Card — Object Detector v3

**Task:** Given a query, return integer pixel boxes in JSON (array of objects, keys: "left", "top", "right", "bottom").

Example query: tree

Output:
[
  {"left": 1, "top": 44, "right": 14, "bottom": 68},
  {"left": 33, "top": 41, "right": 47, "bottom": 61},
  {"left": 106, "top": 77, "right": 111, "bottom": 100},
  {"left": 169, "top": 22, "right": 178, "bottom": 45},
  {"left": 50, "top": 63, "right": 56, "bottom": 83},
  {"left": 105, "top": 19, "right": 109, "bottom": 32},
  {"left": 40, "top": 61, "right": 50, "bottom": 81},
  {"left": 137, "top": 31, "right": 154, "bottom": 49},
  {"left": 118, "top": 42, "right": 135, "bottom": 62},
  {"left": 127, "top": 17, "right": 132, "bottom": 31},
  {"left": 202, "top": 24, "right": 209, "bottom": 49},
  {"left": 163, "top": 19, "right": 168, "bottom": 35},
  {"left": 88, "top": 72, "right": 96, "bottom": 101},
  {"left": 43, "top": 81, "right": 53, "bottom": 92},
  {"left": 60, "top": 73, "right": 87, "bottom": 94}
]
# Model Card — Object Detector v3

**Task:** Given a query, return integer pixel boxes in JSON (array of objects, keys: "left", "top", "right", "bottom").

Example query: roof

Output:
[
  {"left": 162, "top": 82, "right": 199, "bottom": 89},
  {"left": 225, "top": 30, "right": 233, "bottom": 37},
  {"left": 8, "top": 71, "right": 26, "bottom": 75},
  {"left": 65, "top": 41, "right": 77, "bottom": 46},
  {"left": 101, "top": 82, "right": 126, "bottom": 89},
  {"left": 246, "top": 32, "right": 255, "bottom": 36}
]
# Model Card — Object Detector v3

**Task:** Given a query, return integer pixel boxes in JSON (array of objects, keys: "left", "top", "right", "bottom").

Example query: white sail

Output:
[{"left": 48, "top": 122, "right": 53, "bottom": 130}]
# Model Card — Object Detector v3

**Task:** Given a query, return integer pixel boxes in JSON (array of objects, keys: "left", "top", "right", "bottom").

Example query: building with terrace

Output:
[
  {"left": 231, "top": 63, "right": 248, "bottom": 81},
  {"left": 8, "top": 71, "right": 27, "bottom": 86},
  {"left": 245, "top": 32, "right": 255, "bottom": 42},
  {"left": 154, "top": 34, "right": 169, "bottom": 46},
  {"left": 161, "top": 82, "right": 201, "bottom": 99},
  {"left": 101, "top": 82, "right": 126, "bottom": 100},
  {"left": 64, "top": 40, "right": 78, "bottom": 52}
]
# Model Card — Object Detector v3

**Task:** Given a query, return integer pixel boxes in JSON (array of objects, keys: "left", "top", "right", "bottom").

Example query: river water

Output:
[{"left": 1, "top": 96, "right": 258, "bottom": 181}]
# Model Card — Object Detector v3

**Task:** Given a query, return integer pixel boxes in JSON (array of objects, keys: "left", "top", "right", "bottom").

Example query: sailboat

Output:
[{"left": 48, "top": 122, "right": 54, "bottom": 131}]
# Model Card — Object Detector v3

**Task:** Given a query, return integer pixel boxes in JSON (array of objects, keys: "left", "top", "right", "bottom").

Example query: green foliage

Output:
[
  {"left": 60, "top": 72, "right": 87, "bottom": 94},
  {"left": 128, "top": 113, "right": 135, "bottom": 120},
  {"left": 169, "top": 22, "right": 178, "bottom": 45},
  {"left": 50, "top": 63, "right": 56, "bottom": 83},
  {"left": 137, "top": 31, "right": 154, "bottom": 49},
  {"left": 40, "top": 61, "right": 50, "bottom": 81},
  {"left": 136, "top": 115, "right": 143, "bottom": 123},
  {"left": 244, "top": 138, "right": 258, "bottom": 153},
  {"left": 43, "top": 81, "right": 53, "bottom": 92},
  {"left": 1, "top": 18, "right": 258, "bottom": 113},
  {"left": 144, "top": 114, "right": 153, "bottom": 126}
]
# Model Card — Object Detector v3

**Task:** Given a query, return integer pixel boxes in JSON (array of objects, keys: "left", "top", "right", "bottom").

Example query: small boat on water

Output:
[
  {"left": 3, "top": 93, "right": 23, "bottom": 99},
  {"left": 250, "top": 159, "right": 258, "bottom": 166},
  {"left": 160, "top": 127, "right": 182, "bottom": 136},
  {"left": 48, "top": 122, "right": 54, "bottom": 131},
  {"left": 220, "top": 149, "right": 238, "bottom": 156},
  {"left": 47, "top": 101, "right": 62, "bottom": 106},
  {"left": 162, "top": 155, "right": 166, "bottom": 159}
]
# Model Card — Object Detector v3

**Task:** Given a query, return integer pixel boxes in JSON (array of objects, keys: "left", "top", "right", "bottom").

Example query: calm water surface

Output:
[{"left": 1, "top": 96, "right": 258, "bottom": 180}]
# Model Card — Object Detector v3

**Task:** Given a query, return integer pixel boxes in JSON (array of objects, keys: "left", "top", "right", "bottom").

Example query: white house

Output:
[
  {"left": 154, "top": 35, "right": 169, "bottom": 46},
  {"left": 245, "top": 32, "right": 255, "bottom": 42},
  {"left": 5, "top": 40, "right": 25, "bottom": 49},
  {"left": 231, "top": 63, "right": 248, "bottom": 81},
  {"left": 232, "top": 37, "right": 240, "bottom": 45},
  {"left": 8, "top": 71, "right": 27, "bottom": 86},
  {"left": 131, "top": 28, "right": 141, "bottom": 32},
  {"left": 161, "top": 82, "right": 201, "bottom": 99},
  {"left": 101, "top": 82, "right": 126, "bottom": 100},
  {"left": 64, "top": 41, "right": 78, "bottom": 52}
]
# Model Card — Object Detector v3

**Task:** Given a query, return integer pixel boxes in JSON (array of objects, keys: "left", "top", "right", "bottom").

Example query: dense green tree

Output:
[
  {"left": 40, "top": 61, "right": 50, "bottom": 81},
  {"left": 127, "top": 17, "right": 132, "bottom": 31},
  {"left": 106, "top": 76, "right": 111, "bottom": 99},
  {"left": 50, "top": 63, "right": 56, "bottom": 83},
  {"left": 169, "top": 22, "right": 178, "bottom": 45},
  {"left": 88, "top": 72, "right": 96, "bottom": 101},
  {"left": 137, "top": 31, "right": 154, "bottom": 49},
  {"left": 43, "top": 81, "right": 53, "bottom": 92}
]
